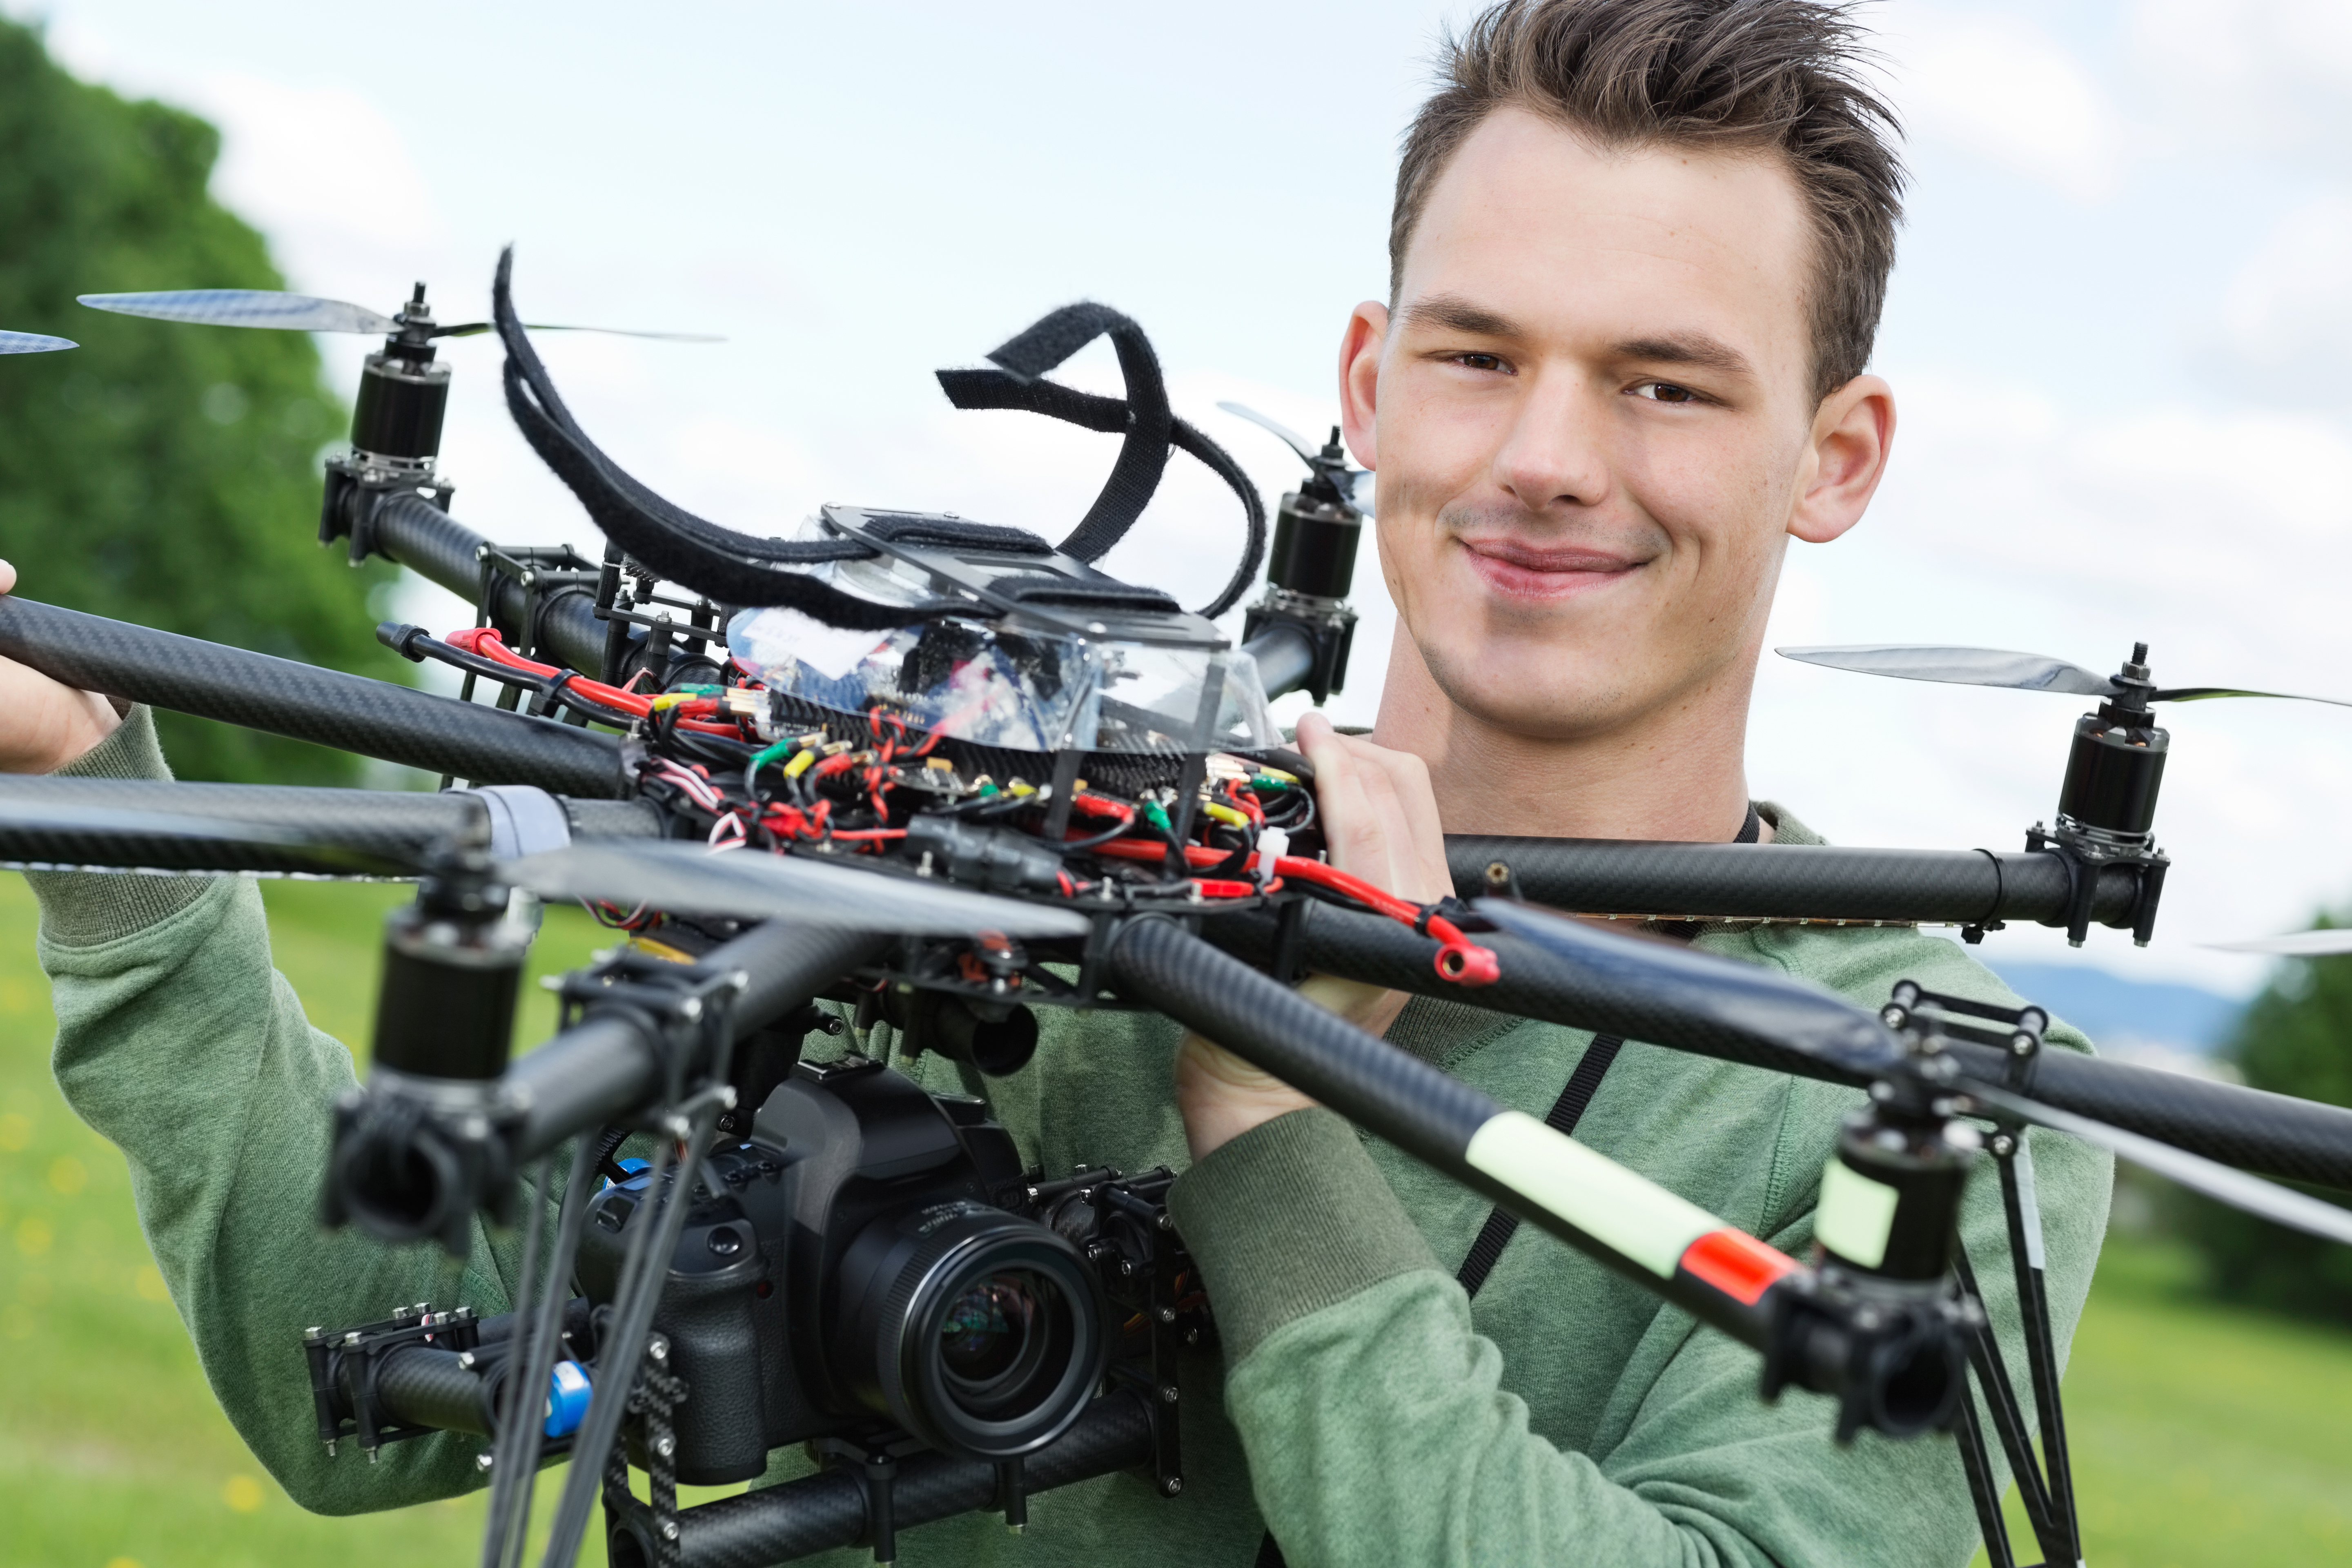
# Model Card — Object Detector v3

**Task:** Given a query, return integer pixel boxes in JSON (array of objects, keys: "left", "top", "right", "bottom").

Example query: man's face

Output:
[{"left": 1348, "top": 107, "right": 1867, "bottom": 742}]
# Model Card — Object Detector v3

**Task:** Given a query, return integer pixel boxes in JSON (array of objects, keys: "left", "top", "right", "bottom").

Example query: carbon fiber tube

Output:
[
  {"left": 368, "top": 1345, "right": 496, "bottom": 1438},
  {"left": 1241, "top": 624, "right": 1315, "bottom": 702},
  {"left": 1204, "top": 902, "right": 2352, "bottom": 1191},
  {"left": 1106, "top": 915, "right": 1772, "bottom": 1345},
  {"left": 0, "top": 776, "right": 663, "bottom": 875},
  {"left": 1446, "top": 836, "right": 2138, "bottom": 931},
  {"left": 1205, "top": 903, "right": 1873, "bottom": 1087},
  {"left": 0, "top": 597, "right": 624, "bottom": 797},
  {"left": 372, "top": 493, "right": 610, "bottom": 677},
  {"left": 668, "top": 1390, "right": 1154, "bottom": 1568},
  {"left": 509, "top": 923, "right": 890, "bottom": 1158}
]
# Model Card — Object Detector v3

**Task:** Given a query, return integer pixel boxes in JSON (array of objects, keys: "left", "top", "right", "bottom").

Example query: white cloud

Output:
[
  {"left": 2127, "top": 0, "right": 2352, "bottom": 164},
  {"left": 2209, "top": 189, "right": 2352, "bottom": 383},
  {"left": 1884, "top": 9, "right": 2128, "bottom": 201}
]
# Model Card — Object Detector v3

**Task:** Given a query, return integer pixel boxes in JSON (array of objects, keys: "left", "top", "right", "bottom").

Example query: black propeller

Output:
[
  {"left": 1777, "top": 642, "right": 2352, "bottom": 709},
  {"left": 1218, "top": 401, "right": 1374, "bottom": 515},
  {"left": 77, "top": 288, "right": 719, "bottom": 343}
]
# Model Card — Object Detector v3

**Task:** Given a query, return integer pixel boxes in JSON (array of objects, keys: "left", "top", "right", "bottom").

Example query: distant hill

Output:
[{"left": 1983, "top": 959, "right": 2243, "bottom": 1055}]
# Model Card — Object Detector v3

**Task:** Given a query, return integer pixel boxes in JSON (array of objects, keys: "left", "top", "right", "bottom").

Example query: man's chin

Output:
[{"left": 1418, "top": 645, "right": 1636, "bottom": 742}]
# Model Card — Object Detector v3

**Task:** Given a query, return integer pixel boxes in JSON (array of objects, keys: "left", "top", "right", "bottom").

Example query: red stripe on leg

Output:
[{"left": 1679, "top": 1229, "right": 1800, "bottom": 1306}]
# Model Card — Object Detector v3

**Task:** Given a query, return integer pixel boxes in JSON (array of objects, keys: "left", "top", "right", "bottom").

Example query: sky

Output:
[{"left": 13, "top": 0, "right": 2352, "bottom": 994}]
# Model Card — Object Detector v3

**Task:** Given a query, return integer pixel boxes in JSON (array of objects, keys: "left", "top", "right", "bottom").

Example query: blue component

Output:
[
  {"left": 544, "top": 1360, "right": 592, "bottom": 1438},
  {"left": 601, "top": 1156, "right": 651, "bottom": 1192}
]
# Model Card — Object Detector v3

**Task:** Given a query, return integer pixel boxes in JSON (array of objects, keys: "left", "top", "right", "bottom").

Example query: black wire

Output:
[{"left": 538, "top": 1103, "right": 717, "bottom": 1568}]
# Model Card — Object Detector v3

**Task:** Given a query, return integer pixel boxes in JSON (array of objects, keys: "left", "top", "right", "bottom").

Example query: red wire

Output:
[
  {"left": 1094, "top": 838, "right": 1227, "bottom": 868},
  {"left": 448, "top": 627, "right": 753, "bottom": 737},
  {"left": 1273, "top": 856, "right": 1499, "bottom": 987}
]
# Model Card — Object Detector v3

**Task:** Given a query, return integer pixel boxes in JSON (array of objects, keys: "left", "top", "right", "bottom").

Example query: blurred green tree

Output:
[
  {"left": 0, "top": 17, "right": 399, "bottom": 784},
  {"left": 2179, "top": 914, "right": 2352, "bottom": 1324}
]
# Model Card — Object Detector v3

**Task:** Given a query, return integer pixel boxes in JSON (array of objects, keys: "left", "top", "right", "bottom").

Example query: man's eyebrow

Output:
[
  {"left": 1612, "top": 332, "right": 1756, "bottom": 381},
  {"left": 1397, "top": 293, "right": 1522, "bottom": 338}
]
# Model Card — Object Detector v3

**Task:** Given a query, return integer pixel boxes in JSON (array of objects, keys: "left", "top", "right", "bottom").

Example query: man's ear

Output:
[
  {"left": 1789, "top": 374, "right": 1896, "bottom": 545},
  {"left": 1338, "top": 301, "right": 1388, "bottom": 471}
]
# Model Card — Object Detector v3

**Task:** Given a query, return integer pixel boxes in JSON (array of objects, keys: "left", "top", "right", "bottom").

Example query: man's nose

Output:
[{"left": 1492, "top": 371, "right": 1609, "bottom": 514}]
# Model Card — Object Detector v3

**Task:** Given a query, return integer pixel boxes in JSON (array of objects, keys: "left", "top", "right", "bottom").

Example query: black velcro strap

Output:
[
  {"left": 859, "top": 513, "right": 1051, "bottom": 555},
  {"left": 492, "top": 249, "right": 975, "bottom": 629},
  {"left": 937, "top": 354, "right": 1268, "bottom": 619},
  {"left": 989, "top": 575, "right": 1180, "bottom": 613},
  {"left": 1453, "top": 1035, "right": 1624, "bottom": 1298},
  {"left": 980, "top": 303, "right": 1172, "bottom": 566}
]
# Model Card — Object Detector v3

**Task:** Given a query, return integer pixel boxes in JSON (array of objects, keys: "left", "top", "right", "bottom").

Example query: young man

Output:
[{"left": 4, "top": 2, "right": 2109, "bottom": 1564}]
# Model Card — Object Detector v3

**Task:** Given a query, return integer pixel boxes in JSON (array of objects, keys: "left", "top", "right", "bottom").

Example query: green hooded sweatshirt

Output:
[{"left": 27, "top": 707, "right": 2110, "bottom": 1566}]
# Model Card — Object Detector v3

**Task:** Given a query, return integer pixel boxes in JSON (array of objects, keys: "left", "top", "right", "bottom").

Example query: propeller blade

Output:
[
  {"left": 1776, "top": 645, "right": 2118, "bottom": 697},
  {"left": 1218, "top": 401, "right": 1374, "bottom": 514},
  {"left": 2204, "top": 929, "right": 2352, "bottom": 957},
  {"left": 79, "top": 290, "right": 398, "bottom": 334},
  {"left": 505, "top": 841, "right": 1092, "bottom": 940},
  {"left": 1471, "top": 897, "right": 1907, "bottom": 1079},
  {"left": 434, "top": 321, "right": 723, "bottom": 343},
  {"left": 2149, "top": 685, "right": 2352, "bottom": 709},
  {"left": 1217, "top": 401, "right": 1321, "bottom": 467},
  {"left": 1965, "top": 1081, "right": 2352, "bottom": 1247},
  {"left": 0, "top": 330, "right": 74, "bottom": 354}
]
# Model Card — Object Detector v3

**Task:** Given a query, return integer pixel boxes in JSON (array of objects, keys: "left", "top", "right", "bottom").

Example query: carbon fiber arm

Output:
[
  {"left": 1202, "top": 901, "right": 2352, "bottom": 1190},
  {"left": 1446, "top": 836, "right": 2137, "bottom": 931},
  {"left": 0, "top": 597, "right": 624, "bottom": 796}
]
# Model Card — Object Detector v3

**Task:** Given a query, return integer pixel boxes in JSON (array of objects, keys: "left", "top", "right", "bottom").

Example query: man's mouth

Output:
[{"left": 1456, "top": 537, "right": 1648, "bottom": 600}]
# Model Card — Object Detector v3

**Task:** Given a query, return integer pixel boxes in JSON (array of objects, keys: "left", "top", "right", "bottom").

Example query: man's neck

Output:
[{"left": 1365, "top": 631, "right": 1766, "bottom": 843}]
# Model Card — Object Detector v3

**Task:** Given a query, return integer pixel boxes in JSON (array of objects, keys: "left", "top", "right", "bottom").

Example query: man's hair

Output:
[{"left": 1393, "top": 0, "right": 1904, "bottom": 401}]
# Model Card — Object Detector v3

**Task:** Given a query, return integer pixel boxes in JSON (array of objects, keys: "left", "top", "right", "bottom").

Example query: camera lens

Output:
[
  {"left": 940, "top": 1270, "right": 1046, "bottom": 1395},
  {"left": 835, "top": 1205, "right": 1103, "bottom": 1459}
]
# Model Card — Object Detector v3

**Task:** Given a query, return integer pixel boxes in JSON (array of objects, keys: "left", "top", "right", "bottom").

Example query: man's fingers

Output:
[{"left": 1297, "top": 717, "right": 1452, "bottom": 903}]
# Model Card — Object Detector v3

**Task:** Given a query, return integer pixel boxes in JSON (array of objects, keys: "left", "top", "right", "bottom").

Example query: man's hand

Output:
[
  {"left": 0, "top": 559, "right": 120, "bottom": 773},
  {"left": 1174, "top": 712, "right": 1454, "bottom": 1161}
]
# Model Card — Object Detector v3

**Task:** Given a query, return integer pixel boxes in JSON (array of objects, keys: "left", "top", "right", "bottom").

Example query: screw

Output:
[
  {"left": 1991, "top": 1134, "right": 2016, "bottom": 1157},
  {"left": 1160, "top": 1385, "right": 1179, "bottom": 1404},
  {"left": 655, "top": 1434, "right": 675, "bottom": 1458},
  {"left": 1162, "top": 1477, "right": 1183, "bottom": 1497},
  {"left": 1157, "top": 1306, "right": 1176, "bottom": 1323},
  {"left": 476, "top": 1452, "right": 494, "bottom": 1473},
  {"left": 661, "top": 1521, "right": 680, "bottom": 1542},
  {"left": 2011, "top": 1033, "right": 2036, "bottom": 1056},
  {"left": 458, "top": 1352, "right": 476, "bottom": 1370},
  {"left": 649, "top": 1336, "right": 670, "bottom": 1362}
]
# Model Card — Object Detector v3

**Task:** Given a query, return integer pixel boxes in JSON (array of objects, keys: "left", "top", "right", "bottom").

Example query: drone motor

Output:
[{"left": 351, "top": 284, "right": 454, "bottom": 475}]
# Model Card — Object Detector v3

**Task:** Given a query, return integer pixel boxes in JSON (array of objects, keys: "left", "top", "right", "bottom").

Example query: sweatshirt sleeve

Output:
[
  {"left": 29, "top": 708, "right": 517, "bottom": 1515},
  {"left": 1169, "top": 1103, "right": 2109, "bottom": 1568}
]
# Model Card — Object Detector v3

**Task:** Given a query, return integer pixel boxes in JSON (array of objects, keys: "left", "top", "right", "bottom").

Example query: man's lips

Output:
[{"left": 1456, "top": 537, "right": 1648, "bottom": 599}]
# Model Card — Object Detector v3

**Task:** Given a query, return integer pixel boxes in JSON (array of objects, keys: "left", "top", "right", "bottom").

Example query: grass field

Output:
[{"left": 2, "top": 874, "right": 2350, "bottom": 1566}]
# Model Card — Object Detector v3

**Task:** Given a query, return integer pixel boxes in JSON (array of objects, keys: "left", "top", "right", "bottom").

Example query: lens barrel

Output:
[{"left": 834, "top": 1202, "right": 1103, "bottom": 1459}]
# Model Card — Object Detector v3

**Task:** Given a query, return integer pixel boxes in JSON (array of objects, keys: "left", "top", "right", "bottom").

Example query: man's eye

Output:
[
  {"left": 1451, "top": 352, "right": 1508, "bottom": 373},
  {"left": 1631, "top": 381, "right": 1701, "bottom": 404}
]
